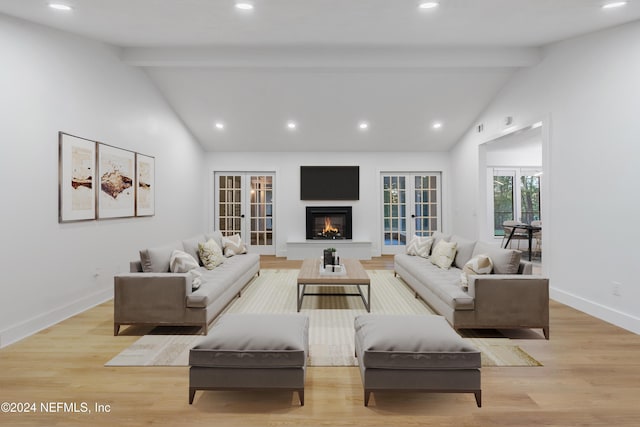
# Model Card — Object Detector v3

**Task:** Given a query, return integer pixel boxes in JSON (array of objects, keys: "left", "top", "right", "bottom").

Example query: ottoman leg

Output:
[
  {"left": 474, "top": 390, "right": 482, "bottom": 408},
  {"left": 364, "top": 390, "right": 371, "bottom": 407},
  {"left": 189, "top": 388, "right": 196, "bottom": 404},
  {"left": 298, "top": 389, "right": 305, "bottom": 406}
]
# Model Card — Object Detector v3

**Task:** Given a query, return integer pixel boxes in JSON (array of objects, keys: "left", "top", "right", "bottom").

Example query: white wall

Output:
[
  {"left": 485, "top": 128, "right": 542, "bottom": 167},
  {"left": 0, "top": 15, "right": 206, "bottom": 347},
  {"left": 450, "top": 21, "right": 640, "bottom": 333},
  {"left": 204, "top": 151, "right": 450, "bottom": 257}
]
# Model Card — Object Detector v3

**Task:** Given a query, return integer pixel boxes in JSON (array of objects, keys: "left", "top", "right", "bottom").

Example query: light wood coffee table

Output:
[{"left": 297, "top": 258, "right": 371, "bottom": 312}]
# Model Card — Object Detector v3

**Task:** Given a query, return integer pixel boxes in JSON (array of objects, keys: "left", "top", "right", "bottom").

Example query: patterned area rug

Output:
[{"left": 106, "top": 269, "right": 542, "bottom": 367}]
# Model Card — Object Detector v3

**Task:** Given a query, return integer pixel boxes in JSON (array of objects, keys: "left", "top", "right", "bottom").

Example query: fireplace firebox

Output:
[{"left": 306, "top": 206, "right": 352, "bottom": 240}]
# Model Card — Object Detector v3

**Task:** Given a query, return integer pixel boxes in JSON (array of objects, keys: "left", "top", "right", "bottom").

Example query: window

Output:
[{"left": 491, "top": 168, "right": 541, "bottom": 236}]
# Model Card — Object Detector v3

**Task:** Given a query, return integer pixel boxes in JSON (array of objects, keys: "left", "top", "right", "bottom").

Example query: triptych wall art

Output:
[{"left": 58, "top": 132, "right": 155, "bottom": 223}]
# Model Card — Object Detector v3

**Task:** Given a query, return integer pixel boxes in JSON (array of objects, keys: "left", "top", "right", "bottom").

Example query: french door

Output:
[
  {"left": 381, "top": 173, "right": 442, "bottom": 254},
  {"left": 214, "top": 172, "right": 275, "bottom": 255}
]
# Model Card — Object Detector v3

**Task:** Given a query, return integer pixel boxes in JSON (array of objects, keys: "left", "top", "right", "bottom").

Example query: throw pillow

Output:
[
  {"left": 222, "top": 234, "right": 248, "bottom": 257},
  {"left": 430, "top": 240, "right": 458, "bottom": 269},
  {"left": 460, "top": 254, "right": 494, "bottom": 289},
  {"left": 198, "top": 239, "right": 225, "bottom": 270},
  {"left": 139, "top": 242, "right": 183, "bottom": 273},
  {"left": 169, "top": 250, "right": 199, "bottom": 273},
  {"left": 189, "top": 269, "right": 203, "bottom": 291},
  {"left": 406, "top": 235, "right": 434, "bottom": 258}
]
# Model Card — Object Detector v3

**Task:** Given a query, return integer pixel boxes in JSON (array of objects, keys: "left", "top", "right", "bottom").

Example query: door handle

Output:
[
  {"left": 411, "top": 214, "right": 416, "bottom": 218},
  {"left": 241, "top": 214, "right": 245, "bottom": 218}
]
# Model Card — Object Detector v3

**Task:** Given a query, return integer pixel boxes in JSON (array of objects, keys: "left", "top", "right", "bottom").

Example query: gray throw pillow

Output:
[{"left": 139, "top": 241, "right": 184, "bottom": 272}]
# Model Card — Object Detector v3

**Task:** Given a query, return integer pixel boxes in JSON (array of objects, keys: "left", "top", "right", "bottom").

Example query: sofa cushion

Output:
[
  {"left": 186, "top": 253, "right": 260, "bottom": 308},
  {"left": 222, "top": 234, "right": 248, "bottom": 257},
  {"left": 187, "top": 273, "right": 228, "bottom": 308},
  {"left": 182, "top": 235, "right": 207, "bottom": 265},
  {"left": 354, "top": 314, "right": 480, "bottom": 370},
  {"left": 451, "top": 235, "right": 477, "bottom": 269},
  {"left": 430, "top": 240, "right": 457, "bottom": 269},
  {"left": 395, "top": 254, "right": 474, "bottom": 310},
  {"left": 406, "top": 235, "right": 433, "bottom": 258},
  {"left": 190, "top": 313, "right": 309, "bottom": 368},
  {"left": 139, "top": 241, "right": 184, "bottom": 273},
  {"left": 169, "top": 250, "right": 200, "bottom": 273},
  {"left": 198, "top": 239, "right": 225, "bottom": 270},
  {"left": 472, "top": 241, "right": 521, "bottom": 274}
]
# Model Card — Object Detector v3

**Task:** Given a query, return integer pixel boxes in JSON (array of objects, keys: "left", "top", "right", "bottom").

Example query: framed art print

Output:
[
  {"left": 97, "top": 143, "right": 135, "bottom": 219},
  {"left": 135, "top": 153, "right": 155, "bottom": 216},
  {"left": 59, "top": 132, "right": 96, "bottom": 222}
]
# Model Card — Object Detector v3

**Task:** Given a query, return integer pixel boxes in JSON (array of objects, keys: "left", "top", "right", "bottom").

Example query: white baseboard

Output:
[
  {"left": 0, "top": 288, "right": 113, "bottom": 349},
  {"left": 550, "top": 287, "right": 640, "bottom": 335}
]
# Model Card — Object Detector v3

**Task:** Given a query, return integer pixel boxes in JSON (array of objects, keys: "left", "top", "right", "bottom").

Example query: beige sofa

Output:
[
  {"left": 394, "top": 233, "right": 549, "bottom": 339},
  {"left": 114, "top": 231, "right": 260, "bottom": 336}
]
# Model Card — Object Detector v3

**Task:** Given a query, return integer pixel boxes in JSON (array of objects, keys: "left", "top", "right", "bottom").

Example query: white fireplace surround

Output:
[{"left": 286, "top": 240, "right": 372, "bottom": 260}]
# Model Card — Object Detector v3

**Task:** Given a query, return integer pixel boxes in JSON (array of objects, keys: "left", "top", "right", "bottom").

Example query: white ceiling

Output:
[{"left": 1, "top": 0, "right": 639, "bottom": 152}]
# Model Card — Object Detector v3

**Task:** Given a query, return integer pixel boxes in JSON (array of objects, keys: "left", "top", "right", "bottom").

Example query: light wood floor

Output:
[{"left": 1, "top": 256, "right": 639, "bottom": 426}]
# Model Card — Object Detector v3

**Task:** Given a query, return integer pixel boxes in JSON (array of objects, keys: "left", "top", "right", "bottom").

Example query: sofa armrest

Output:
[
  {"left": 114, "top": 273, "right": 193, "bottom": 325},
  {"left": 467, "top": 274, "right": 549, "bottom": 337}
]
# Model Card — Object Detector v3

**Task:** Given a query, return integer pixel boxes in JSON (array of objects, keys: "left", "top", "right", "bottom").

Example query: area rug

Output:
[{"left": 106, "top": 269, "right": 542, "bottom": 368}]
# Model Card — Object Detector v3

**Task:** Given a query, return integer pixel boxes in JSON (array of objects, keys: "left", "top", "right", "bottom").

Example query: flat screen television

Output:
[{"left": 300, "top": 166, "right": 359, "bottom": 200}]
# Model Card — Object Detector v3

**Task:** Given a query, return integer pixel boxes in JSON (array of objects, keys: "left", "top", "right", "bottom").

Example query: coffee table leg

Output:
[
  {"left": 367, "top": 283, "right": 370, "bottom": 312},
  {"left": 356, "top": 283, "right": 371, "bottom": 312},
  {"left": 297, "top": 283, "right": 305, "bottom": 312}
]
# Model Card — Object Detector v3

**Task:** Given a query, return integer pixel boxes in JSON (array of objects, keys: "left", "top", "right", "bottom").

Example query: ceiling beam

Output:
[{"left": 121, "top": 46, "right": 541, "bottom": 68}]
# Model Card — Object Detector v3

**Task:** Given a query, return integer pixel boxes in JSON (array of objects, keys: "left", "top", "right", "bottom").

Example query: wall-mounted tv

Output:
[{"left": 300, "top": 166, "right": 359, "bottom": 200}]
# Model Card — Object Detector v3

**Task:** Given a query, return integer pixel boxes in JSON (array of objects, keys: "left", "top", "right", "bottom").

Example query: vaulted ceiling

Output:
[{"left": 2, "top": 0, "right": 639, "bottom": 151}]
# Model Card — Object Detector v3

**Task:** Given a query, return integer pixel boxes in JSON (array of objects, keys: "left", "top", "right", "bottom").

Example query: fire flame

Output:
[{"left": 323, "top": 217, "right": 338, "bottom": 234}]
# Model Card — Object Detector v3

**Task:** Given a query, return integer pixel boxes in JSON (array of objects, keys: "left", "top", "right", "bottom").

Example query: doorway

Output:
[
  {"left": 478, "top": 120, "right": 549, "bottom": 273},
  {"left": 214, "top": 172, "right": 275, "bottom": 255},
  {"left": 380, "top": 173, "right": 442, "bottom": 255}
]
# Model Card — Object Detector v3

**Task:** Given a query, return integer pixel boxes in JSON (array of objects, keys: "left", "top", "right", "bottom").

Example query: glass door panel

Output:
[
  {"left": 382, "top": 175, "right": 407, "bottom": 247},
  {"left": 218, "top": 175, "right": 243, "bottom": 236},
  {"left": 249, "top": 175, "right": 274, "bottom": 248},
  {"left": 413, "top": 175, "right": 439, "bottom": 236}
]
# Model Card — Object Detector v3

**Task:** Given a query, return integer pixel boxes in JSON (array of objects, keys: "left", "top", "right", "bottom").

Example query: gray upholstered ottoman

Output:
[
  {"left": 354, "top": 314, "right": 481, "bottom": 407},
  {"left": 189, "top": 313, "right": 309, "bottom": 405}
]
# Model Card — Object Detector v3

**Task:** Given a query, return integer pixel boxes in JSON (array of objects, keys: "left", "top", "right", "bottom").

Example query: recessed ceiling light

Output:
[
  {"left": 286, "top": 121, "right": 297, "bottom": 130},
  {"left": 418, "top": 2, "right": 439, "bottom": 9},
  {"left": 602, "top": 1, "right": 627, "bottom": 9},
  {"left": 235, "top": 2, "right": 254, "bottom": 10},
  {"left": 215, "top": 122, "right": 225, "bottom": 130},
  {"left": 49, "top": 3, "right": 72, "bottom": 11},
  {"left": 432, "top": 122, "right": 443, "bottom": 129},
  {"left": 358, "top": 121, "right": 369, "bottom": 130}
]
